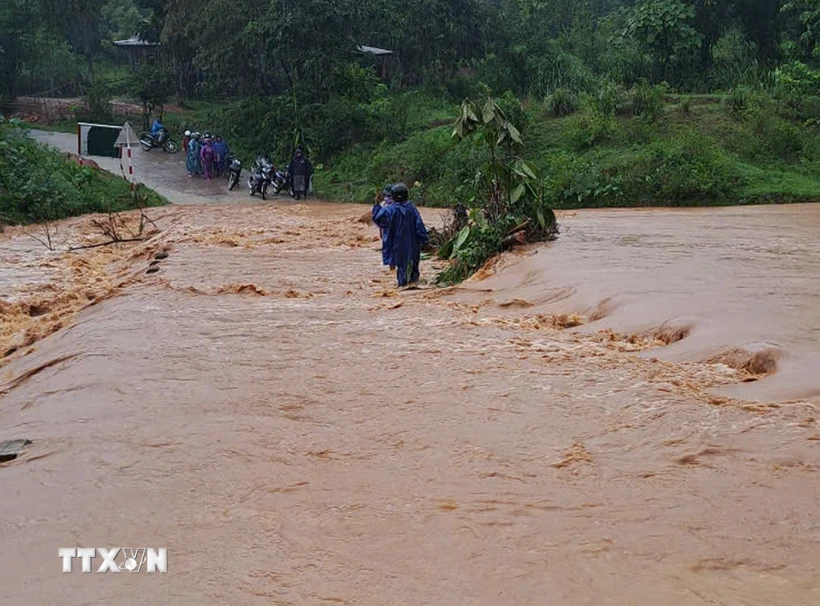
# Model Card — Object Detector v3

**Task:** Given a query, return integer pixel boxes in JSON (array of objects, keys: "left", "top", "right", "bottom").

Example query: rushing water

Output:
[
  {"left": 450, "top": 205, "right": 820, "bottom": 402},
  {"left": 1, "top": 142, "right": 819, "bottom": 604}
]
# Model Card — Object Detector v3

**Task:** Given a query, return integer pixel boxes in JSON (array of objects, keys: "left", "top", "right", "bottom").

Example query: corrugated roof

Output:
[
  {"left": 357, "top": 45, "right": 393, "bottom": 56},
  {"left": 114, "top": 36, "right": 159, "bottom": 47}
]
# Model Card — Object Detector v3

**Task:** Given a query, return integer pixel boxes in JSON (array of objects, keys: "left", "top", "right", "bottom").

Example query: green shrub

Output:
[
  {"left": 680, "top": 95, "right": 692, "bottom": 114},
  {"left": 594, "top": 80, "right": 628, "bottom": 116},
  {"left": 566, "top": 110, "right": 617, "bottom": 149},
  {"left": 497, "top": 90, "right": 530, "bottom": 134},
  {"left": 438, "top": 222, "right": 509, "bottom": 284},
  {"left": 622, "top": 132, "right": 742, "bottom": 203},
  {"left": 0, "top": 120, "right": 165, "bottom": 224},
  {"left": 711, "top": 28, "right": 760, "bottom": 90},
  {"left": 528, "top": 47, "right": 595, "bottom": 98},
  {"left": 619, "top": 115, "right": 657, "bottom": 145},
  {"left": 726, "top": 85, "right": 751, "bottom": 117},
  {"left": 81, "top": 80, "right": 114, "bottom": 124},
  {"left": 544, "top": 129, "right": 744, "bottom": 208},
  {"left": 548, "top": 88, "right": 579, "bottom": 117},
  {"left": 630, "top": 83, "right": 665, "bottom": 121},
  {"left": 750, "top": 110, "right": 805, "bottom": 162},
  {"left": 546, "top": 152, "right": 624, "bottom": 207}
]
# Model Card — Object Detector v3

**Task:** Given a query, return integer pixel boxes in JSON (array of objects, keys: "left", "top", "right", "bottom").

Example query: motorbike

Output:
[
  {"left": 227, "top": 156, "right": 242, "bottom": 191},
  {"left": 139, "top": 128, "right": 179, "bottom": 154},
  {"left": 271, "top": 168, "right": 287, "bottom": 195},
  {"left": 248, "top": 157, "right": 274, "bottom": 200}
]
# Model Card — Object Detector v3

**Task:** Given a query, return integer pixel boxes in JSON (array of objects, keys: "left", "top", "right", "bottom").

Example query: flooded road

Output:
[
  {"left": 450, "top": 205, "right": 820, "bottom": 402},
  {"left": 1, "top": 143, "right": 820, "bottom": 604}
]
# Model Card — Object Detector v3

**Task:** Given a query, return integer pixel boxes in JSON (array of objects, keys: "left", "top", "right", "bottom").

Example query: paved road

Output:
[{"left": 29, "top": 129, "right": 280, "bottom": 206}]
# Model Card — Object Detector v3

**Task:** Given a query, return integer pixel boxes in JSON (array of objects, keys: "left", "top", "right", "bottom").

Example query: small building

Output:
[
  {"left": 113, "top": 36, "right": 160, "bottom": 67},
  {"left": 356, "top": 45, "right": 394, "bottom": 80}
]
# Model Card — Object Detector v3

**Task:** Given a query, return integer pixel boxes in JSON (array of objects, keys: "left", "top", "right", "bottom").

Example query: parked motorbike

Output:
[
  {"left": 227, "top": 156, "right": 242, "bottom": 191},
  {"left": 139, "top": 128, "right": 179, "bottom": 154},
  {"left": 271, "top": 168, "right": 287, "bottom": 195},
  {"left": 248, "top": 157, "right": 274, "bottom": 200}
]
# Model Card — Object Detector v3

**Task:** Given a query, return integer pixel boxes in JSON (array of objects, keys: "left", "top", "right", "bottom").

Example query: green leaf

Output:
[
  {"left": 507, "top": 122, "right": 523, "bottom": 145},
  {"left": 452, "top": 225, "right": 472, "bottom": 257},
  {"left": 482, "top": 98, "right": 496, "bottom": 123},
  {"left": 511, "top": 183, "right": 526, "bottom": 203},
  {"left": 521, "top": 162, "right": 537, "bottom": 180},
  {"left": 438, "top": 237, "right": 455, "bottom": 259}
]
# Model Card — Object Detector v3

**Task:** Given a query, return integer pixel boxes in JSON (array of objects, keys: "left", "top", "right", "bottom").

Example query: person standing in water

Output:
[
  {"left": 376, "top": 183, "right": 395, "bottom": 269},
  {"left": 372, "top": 182, "right": 429, "bottom": 287}
]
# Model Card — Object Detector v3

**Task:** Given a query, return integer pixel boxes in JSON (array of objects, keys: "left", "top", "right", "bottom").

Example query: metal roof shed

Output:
[{"left": 356, "top": 46, "right": 394, "bottom": 79}]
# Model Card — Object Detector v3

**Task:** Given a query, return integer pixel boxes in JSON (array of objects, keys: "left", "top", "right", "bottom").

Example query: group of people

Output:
[
  {"left": 155, "top": 116, "right": 426, "bottom": 287},
  {"left": 183, "top": 131, "right": 231, "bottom": 180},
  {"left": 372, "top": 182, "right": 429, "bottom": 287}
]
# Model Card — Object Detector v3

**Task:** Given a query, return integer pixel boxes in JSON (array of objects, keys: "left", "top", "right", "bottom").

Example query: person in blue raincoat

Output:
[
  {"left": 213, "top": 135, "right": 229, "bottom": 176},
  {"left": 372, "top": 182, "right": 429, "bottom": 287},
  {"left": 377, "top": 183, "right": 395, "bottom": 268},
  {"left": 186, "top": 132, "right": 202, "bottom": 177},
  {"left": 151, "top": 118, "right": 166, "bottom": 144}
]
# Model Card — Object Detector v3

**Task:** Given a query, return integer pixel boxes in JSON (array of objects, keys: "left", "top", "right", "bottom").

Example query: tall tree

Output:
[{"left": 626, "top": 0, "right": 703, "bottom": 82}]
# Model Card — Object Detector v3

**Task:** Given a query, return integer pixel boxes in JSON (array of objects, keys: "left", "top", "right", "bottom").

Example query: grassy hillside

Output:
[
  {"left": 314, "top": 91, "right": 820, "bottom": 208},
  {"left": 13, "top": 88, "right": 820, "bottom": 211}
]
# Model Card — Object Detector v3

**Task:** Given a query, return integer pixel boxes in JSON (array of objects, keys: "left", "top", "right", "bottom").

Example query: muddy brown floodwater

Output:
[{"left": 1, "top": 142, "right": 820, "bottom": 604}]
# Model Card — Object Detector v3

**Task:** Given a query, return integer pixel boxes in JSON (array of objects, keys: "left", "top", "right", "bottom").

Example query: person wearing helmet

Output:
[
  {"left": 376, "top": 183, "right": 395, "bottom": 268},
  {"left": 372, "top": 182, "right": 429, "bottom": 287},
  {"left": 286, "top": 147, "right": 314, "bottom": 200},
  {"left": 150, "top": 117, "right": 166, "bottom": 144},
  {"left": 183, "top": 130, "right": 192, "bottom": 153}
]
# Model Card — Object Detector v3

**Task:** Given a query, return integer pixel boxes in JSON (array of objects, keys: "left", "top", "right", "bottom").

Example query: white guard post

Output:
[{"left": 114, "top": 121, "right": 141, "bottom": 187}]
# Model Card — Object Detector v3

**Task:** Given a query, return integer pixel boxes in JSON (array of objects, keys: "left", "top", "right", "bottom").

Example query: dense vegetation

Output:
[
  {"left": 0, "top": 118, "right": 165, "bottom": 225},
  {"left": 2, "top": 0, "right": 819, "bottom": 272}
]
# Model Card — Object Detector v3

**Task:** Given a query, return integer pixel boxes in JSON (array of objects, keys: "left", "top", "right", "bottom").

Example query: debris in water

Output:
[{"left": 0, "top": 439, "right": 32, "bottom": 463}]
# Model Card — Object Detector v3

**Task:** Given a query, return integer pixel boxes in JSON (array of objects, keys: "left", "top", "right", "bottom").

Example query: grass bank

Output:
[
  {"left": 0, "top": 120, "right": 166, "bottom": 225},
  {"left": 314, "top": 92, "right": 820, "bottom": 208},
  {"left": 12, "top": 89, "right": 820, "bottom": 210}
]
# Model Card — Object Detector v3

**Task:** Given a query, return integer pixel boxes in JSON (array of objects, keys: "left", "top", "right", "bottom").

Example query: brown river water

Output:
[{"left": 1, "top": 133, "right": 819, "bottom": 604}]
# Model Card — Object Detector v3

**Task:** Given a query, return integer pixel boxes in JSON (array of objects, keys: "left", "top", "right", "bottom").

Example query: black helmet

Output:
[
  {"left": 382, "top": 183, "right": 394, "bottom": 198},
  {"left": 391, "top": 182, "right": 409, "bottom": 202}
]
